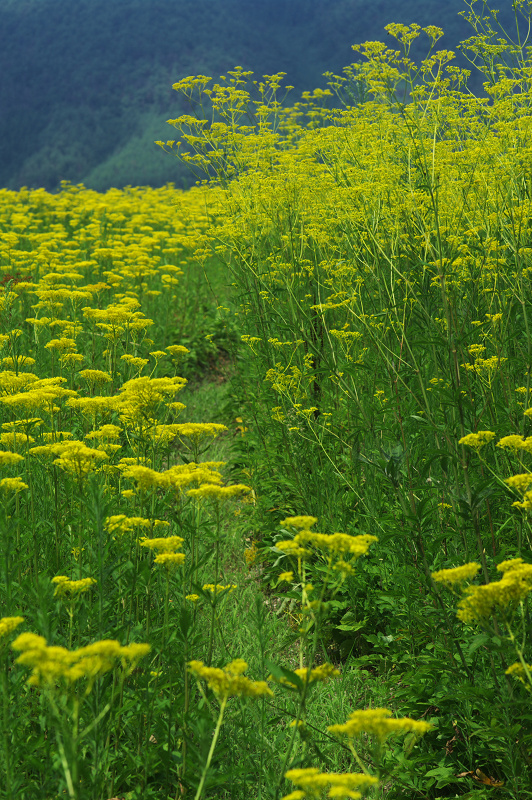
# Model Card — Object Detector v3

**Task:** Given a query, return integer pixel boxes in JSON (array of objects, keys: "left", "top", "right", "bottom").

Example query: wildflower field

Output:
[{"left": 2, "top": 4, "right": 532, "bottom": 799}]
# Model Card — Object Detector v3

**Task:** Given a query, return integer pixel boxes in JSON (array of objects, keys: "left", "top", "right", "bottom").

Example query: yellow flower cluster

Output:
[
  {"left": 202, "top": 583, "right": 237, "bottom": 595},
  {"left": 120, "top": 461, "right": 226, "bottom": 493},
  {"left": 457, "top": 558, "right": 532, "bottom": 623},
  {"left": 505, "top": 661, "right": 532, "bottom": 689},
  {"left": 140, "top": 535, "right": 185, "bottom": 568},
  {"left": 273, "top": 663, "right": 340, "bottom": 688},
  {"left": 0, "top": 184, "right": 219, "bottom": 502},
  {"left": 244, "top": 542, "right": 259, "bottom": 566},
  {"left": 78, "top": 369, "right": 112, "bottom": 386},
  {"left": 461, "top": 355, "right": 507, "bottom": 385},
  {"left": 328, "top": 708, "right": 433, "bottom": 743},
  {"left": 187, "top": 482, "right": 251, "bottom": 500},
  {"left": 174, "top": 422, "right": 227, "bottom": 441},
  {"left": 30, "top": 440, "right": 109, "bottom": 479},
  {"left": 279, "top": 571, "right": 294, "bottom": 583},
  {"left": 51, "top": 576, "right": 97, "bottom": 599},
  {"left": 140, "top": 535, "right": 184, "bottom": 552},
  {"left": 458, "top": 431, "right": 496, "bottom": 450},
  {"left": 297, "top": 531, "right": 379, "bottom": 558},
  {"left": 188, "top": 658, "right": 273, "bottom": 700},
  {"left": 0, "top": 476, "right": 28, "bottom": 494},
  {"left": 276, "top": 521, "right": 377, "bottom": 574},
  {"left": 153, "top": 553, "right": 186, "bottom": 567},
  {"left": 432, "top": 563, "right": 480, "bottom": 586},
  {"left": 497, "top": 435, "right": 532, "bottom": 454},
  {"left": 282, "top": 767, "right": 378, "bottom": 800},
  {"left": 0, "top": 450, "right": 24, "bottom": 467},
  {"left": 0, "top": 616, "right": 24, "bottom": 639},
  {"left": 505, "top": 473, "right": 532, "bottom": 509},
  {"left": 11, "top": 632, "right": 150, "bottom": 689},
  {"left": 104, "top": 515, "right": 169, "bottom": 538},
  {"left": 281, "top": 516, "right": 319, "bottom": 530}
]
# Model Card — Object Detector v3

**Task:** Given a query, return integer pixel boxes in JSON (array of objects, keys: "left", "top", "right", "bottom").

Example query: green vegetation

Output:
[{"left": 1, "top": 1, "right": 532, "bottom": 799}]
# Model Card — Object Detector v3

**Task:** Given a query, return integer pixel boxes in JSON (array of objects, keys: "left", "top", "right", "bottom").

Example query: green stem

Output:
[
  {"left": 194, "top": 697, "right": 227, "bottom": 800},
  {"left": 207, "top": 504, "right": 221, "bottom": 666},
  {"left": 164, "top": 567, "right": 170, "bottom": 641},
  {"left": 1, "top": 657, "right": 12, "bottom": 800}
]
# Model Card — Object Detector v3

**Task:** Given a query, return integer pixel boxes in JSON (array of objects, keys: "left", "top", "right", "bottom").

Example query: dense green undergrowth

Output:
[
  {"left": 1, "top": 2, "right": 532, "bottom": 799},
  {"left": 163, "top": 1, "right": 532, "bottom": 796}
]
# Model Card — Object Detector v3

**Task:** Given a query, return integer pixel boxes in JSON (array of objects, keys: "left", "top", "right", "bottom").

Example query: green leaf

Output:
[{"left": 265, "top": 660, "right": 303, "bottom": 691}]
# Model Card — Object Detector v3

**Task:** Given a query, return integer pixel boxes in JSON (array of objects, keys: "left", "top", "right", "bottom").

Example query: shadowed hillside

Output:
[{"left": 0, "top": 0, "right": 514, "bottom": 191}]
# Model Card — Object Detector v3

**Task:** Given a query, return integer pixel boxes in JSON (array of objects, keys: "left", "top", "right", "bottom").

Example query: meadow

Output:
[{"left": 2, "top": 5, "right": 532, "bottom": 800}]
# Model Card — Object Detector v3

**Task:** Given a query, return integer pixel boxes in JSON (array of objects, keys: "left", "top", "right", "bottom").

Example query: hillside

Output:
[{"left": 0, "top": 0, "right": 515, "bottom": 191}]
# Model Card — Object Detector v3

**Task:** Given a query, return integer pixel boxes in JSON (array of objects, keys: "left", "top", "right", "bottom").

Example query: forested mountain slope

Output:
[{"left": 0, "top": 0, "right": 513, "bottom": 190}]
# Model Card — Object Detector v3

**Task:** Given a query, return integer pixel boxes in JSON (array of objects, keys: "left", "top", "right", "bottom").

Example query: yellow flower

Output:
[
  {"left": 164, "top": 462, "right": 224, "bottom": 491},
  {"left": 244, "top": 542, "right": 259, "bottom": 566},
  {"left": 202, "top": 583, "right": 237, "bottom": 595},
  {"left": 505, "top": 473, "right": 532, "bottom": 494},
  {"left": 118, "top": 642, "right": 151, "bottom": 671},
  {"left": 277, "top": 531, "right": 377, "bottom": 565},
  {"left": 497, "top": 435, "right": 527, "bottom": 452},
  {"left": 187, "top": 483, "right": 251, "bottom": 500},
  {"left": 432, "top": 563, "right": 480, "bottom": 586},
  {"left": 328, "top": 708, "right": 433, "bottom": 742},
  {"left": 120, "top": 464, "right": 168, "bottom": 491},
  {"left": 45, "top": 337, "right": 77, "bottom": 353},
  {"left": 301, "top": 663, "right": 340, "bottom": 683},
  {"left": 276, "top": 540, "right": 311, "bottom": 558},
  {"left": 153, "top": 552, "right": 186, "bottom": 568},
  {"left": 0, "top": 450, "right": 24, "bottom": 467},
  {"left": 2, "top": 356, "right": 36, "bottom": 370},
  {"left": 166, "top": 344, "right": 190, "bottom": 358},
  {"left": 105, "top": 515, "right": 152, "bottom": 538},
  {"left": 40, "top": 431, "right": 74, "bottom": 444},
  {"left": 458, "top": 431, "right": 496, "bottom": 450},
  {"left": 0, "top": 616, "right": 24, "bottom": 639},
  {"left": 60, "top": 352, "right": 84, "bottom": 368},
  {"left": 12, "top": 633, "right": 150, "bottom": 689},
  {"left": 274, "top": 663, "right": 340, "bottom": 688},
  {"left": 282, "top": 767, "right": 378, "bottom": 800},
  {"left": 0, "top": 476, "right": 28, "bottom": 494},
  {"left": 51, "top": 576, "right": 96, "bottom": 598},
  {"left": 51, "top": 441, "right": 108, "bottom": 479},
  {"left": 279, "top": 571, "right": 294, "bottom": 582},
  {"left": 174, "top": 422, "right": 227, "bottom": 441},
  {"left": 2, "top": 418, "right": 42, "bottom": 432},
  {"left": 78, "top": 369, "right": 112, "bottom": 386},
  {"left": 85, "top": 424, "right": 122, "bottom": 441},
  {"left": 0, "top": 432, "right": 34, "bottom": 450},
  {"left": 140, "top": 535, "right": 184, "bottom": 553},
  {"left": 11, "top": 632, "right": 47, "bottom": 652},
  {"left": 457, "top": 559, "right": 532, "bottom": 622},
  {"left": 120, "top": 354, "right": 149, "bottom": 372},
  {"left": 67, "top": 396, "right": 117, "bottom": 417},
  {"left": 281, "top": 516, "right": 318, "bottom": 530},
  {"left": 298, "top": 531, "right": 378, "bottom": 557},
  {"left": 167, "top": 401, "right": 186, "bottom": 413},
  {"left": 505, "top": 661, "right": 532, "bottom": 688},
  {"left": 188, "top": 658, "right": 273, "bottom": 700}
]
